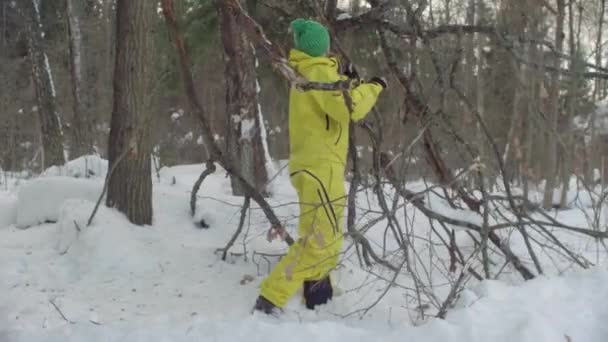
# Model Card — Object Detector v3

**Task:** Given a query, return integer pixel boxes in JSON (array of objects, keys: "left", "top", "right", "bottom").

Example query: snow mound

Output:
[
  {"left": 16, "top": 176, "right": 101, "bottom": 228},
  {"left": 0, "top": 193, "right": 17, "bottom": 228},
  {"left": 42, "top": 155, "right": 108, "bottom": 179},
  {"left": 58, "top": 200, "right": 163, "bottom": 278},
  {"left": 54, "top": 199, "right": 93, "bottom": 254}
]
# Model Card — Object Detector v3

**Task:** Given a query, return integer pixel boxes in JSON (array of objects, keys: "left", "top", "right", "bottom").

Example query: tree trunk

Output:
[
  {"left": 558, "top": 0, "right": 579, "bottom": 209},
  {"left": 21, "top": 0, "right": 65, "bottom": 169},
  {"left": 325, "top": 0, "right": 338, "bottom": 21},
  {"left": 594, "top": 0, "right": 605, "bottom": 101},
  {"left": 542, "top": 0, "right": 565, "bottom": 210},
  {"left": 462, "top": 0, "right": 475, "bottom": 128},
  {"left": 502, "top": 55, "right": 524, "bottom": 173},
  {"left": 590, "top": 0, "right": 606, "bottom": 184},
  {"left": 217, "top": 0, "right": 269, "bottom": 196},
  {"left": 66, "top": 0, "right": 94, "bottom": 159},
  {"left": 522, "top": 3, "right": 542, "bottom": 200},
  {"left": 475, "top": 0, "right": 485, "bottom": 181},
  {"left": 105, "top": 0, "right": 153, "bottom": 225}
]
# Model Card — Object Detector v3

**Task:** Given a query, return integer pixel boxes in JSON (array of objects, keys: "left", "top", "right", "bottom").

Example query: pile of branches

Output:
[{"left": 163, "top": 0, "right": 608, "bottom": 319}]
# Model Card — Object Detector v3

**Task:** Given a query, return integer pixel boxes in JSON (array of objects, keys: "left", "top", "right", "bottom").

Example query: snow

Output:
[
  {"left": 42, "top": 155, "right": 108, "bottom": 179},
  {"left": 178, "top": 132, "right": 195, "bottom": 145},
  {"left": 1, "top": 162, "right": 608, "bottom": 341},
  {"left": 240, "top": 118, "right": 255, "bottom": 141},
  {"left": 43, "top": 54, "right": 56, "bottom": 98},
  {"left": 256, "top": 98, "right": 277, "bottom": 194},
  {"left": 336, "top": 13, "right": 352, "bottom": 21},
  {"left": 15, "top": 177, "right": 102, "bottom": 228},
  {"left": 0, "top": 193, "right": 17, "bottom": 228}
]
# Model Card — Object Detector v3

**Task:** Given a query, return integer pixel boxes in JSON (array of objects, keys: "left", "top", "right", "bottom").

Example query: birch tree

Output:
[
  {"left": 66, "top": 0, "right": 94, "bottom": 158},
  {"left": 20, "top": 0, "right": 65, "bottom": 169},
  {"left": 217, "top": 0, "right": 269, "bottom": 196}
]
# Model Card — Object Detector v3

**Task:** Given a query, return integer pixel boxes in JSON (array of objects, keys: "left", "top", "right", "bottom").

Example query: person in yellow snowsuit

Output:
[{"left": 254, "top": 18, "right": 386, "bottom": 314}]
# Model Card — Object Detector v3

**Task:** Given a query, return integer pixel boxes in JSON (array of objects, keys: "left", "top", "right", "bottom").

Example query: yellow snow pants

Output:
[{"left": 259, "top": 164, "right": 345, "bottom": 308}]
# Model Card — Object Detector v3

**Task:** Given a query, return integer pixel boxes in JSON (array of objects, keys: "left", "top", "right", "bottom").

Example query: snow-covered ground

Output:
[{"left": 1, "top": 157, "right": 608, "bottom": 341}]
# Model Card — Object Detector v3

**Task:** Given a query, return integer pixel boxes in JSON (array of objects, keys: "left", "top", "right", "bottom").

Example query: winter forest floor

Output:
[{"left": 1, "top": 157, "right": 608, "bottom": 342}]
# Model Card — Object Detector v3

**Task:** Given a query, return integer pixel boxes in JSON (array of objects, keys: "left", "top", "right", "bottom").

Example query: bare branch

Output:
[
  {"left": 190, "top": 160, "right": 216, "bottom": 217},
  {"left": 161, "top": 0, "right": 294, "bottom": 245},
  {"left": 220, "top": 196, "right": 250, "bottom": 261}
]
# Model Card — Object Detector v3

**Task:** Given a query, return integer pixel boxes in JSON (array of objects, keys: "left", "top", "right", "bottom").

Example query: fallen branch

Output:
[
  {"left": 436, "top": 270, "right": 468, "bottom": 319},
  {"left": 49, "top": 299, "right": 75, "bottom": 324},
  {"left": 87, "top": 148, "right": 129, "bottom": 227}
]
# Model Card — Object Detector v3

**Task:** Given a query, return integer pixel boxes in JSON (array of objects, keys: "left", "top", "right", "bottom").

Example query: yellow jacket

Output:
[{"left": 287, "top": 49, "right": 383, "bottom": 172}]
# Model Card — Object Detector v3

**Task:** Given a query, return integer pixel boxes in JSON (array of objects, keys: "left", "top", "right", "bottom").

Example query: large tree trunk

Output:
[
  {"left": 217, "top": 0, "right": 269, "bottom": 196},
  {"left": 66, "top": 0, "right": 94, "bottom": 159},
  {"left": 542, "top": 0, "right": 565, "bottom": 210},
  {"left": 105, "top": 0, "right": 153, "bottom": 225},
  {"left": 21, "top": 0, "right": 65, "bottom": 169}
]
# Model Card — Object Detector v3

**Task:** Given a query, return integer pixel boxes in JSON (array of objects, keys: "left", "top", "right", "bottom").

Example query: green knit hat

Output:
[{"left": 290, "top": 18, "right": 330, "bottom": 57}]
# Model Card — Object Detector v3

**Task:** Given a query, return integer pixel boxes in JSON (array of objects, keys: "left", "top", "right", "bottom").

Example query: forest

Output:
[{"left": 2, "top": 0, "right": 608, "bottom": 341}]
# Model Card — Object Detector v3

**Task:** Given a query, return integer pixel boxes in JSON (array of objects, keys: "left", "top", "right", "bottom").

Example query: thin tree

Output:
[
  {"left": 217, "top": 0, "right": 269, "bottom": 196},
  {"left": 542, "top": 0, "right": 566, "bottom": 210},
  {"left": 20, "top": 0, "right": 65, "bottom": 169},
  {"left": 66, "top": 0, "right": 94, "bottom": 158},
  {"left": 105, "top": 0, "right": 154, "bottom": 225},
  {"left": 594, "top": 0, "right": 606, "bottom": 101}
]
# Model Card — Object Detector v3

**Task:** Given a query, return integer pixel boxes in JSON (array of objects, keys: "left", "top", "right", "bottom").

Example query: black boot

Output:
[
  {"left": 303, "top": 276, "right": 333, "bottom": 310},
  {"left": 253, "top": 295, "right": 278, "bottom": 315}
]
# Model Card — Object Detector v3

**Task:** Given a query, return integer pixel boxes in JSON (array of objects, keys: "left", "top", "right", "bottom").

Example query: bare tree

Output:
[
  {"left": 20, "top": 0, "right": 65, "bottom": 169},
  {"left": 590, "top": 0, "right": 606, "bottom": 184},
  {"left": 594, "top": 0, "right": 606, "bottom": 101},
  {"left": 542, "top": 0, "right": 565, "bottom": 210},
  {"left": 105, "top": 0, "right": 154, "bottom": 225},
  {"left": 66, "top": 0, "right": 94, "bottom": 159},
  {"left": 217, "top": 0, "right": 269, "bottom": 196}
]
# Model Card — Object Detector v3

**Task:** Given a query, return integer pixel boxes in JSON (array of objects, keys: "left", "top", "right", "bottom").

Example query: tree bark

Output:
[
  {"left": 21, "top": 0, "right": 65, "bottom": 169},
  {"left": 325, "top": 0, "right": 338, "bottom": 21},
  {"left": 542, "top": 0, "right": 565, "bottom": 210},
  {"left": 217, "top": 0, "right": 269, "bottom": 196},
  {"left": 462, "top": 0, "right": 475, "bottom": 128},
  {"left": 105, "top": 0, "right": 153, "bottom": 225},
  {"left": 66, "top": 0, "right": 94, "bottom": 159},
  {"left": 475, "top": 0, "right": 485, "bottom": 182},
  {"left": 522, "top": 3, "right": 542, "bottom": 200},
  {"left": 590, "top": 0, "right": 606, "bottom": 183},
  {"left": 594, "top": 0, "right": 606, "bottom": 101}
]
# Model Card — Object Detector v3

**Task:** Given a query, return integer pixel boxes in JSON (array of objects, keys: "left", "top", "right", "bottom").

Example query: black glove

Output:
[
  {"left": 369, "top": 76, "right": 388, "bottom": 89},
  {"left": 342, "top": 62, "right": 359, "bottom": 79}
]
